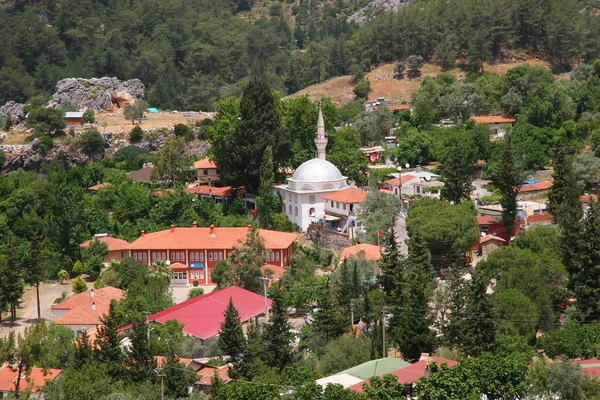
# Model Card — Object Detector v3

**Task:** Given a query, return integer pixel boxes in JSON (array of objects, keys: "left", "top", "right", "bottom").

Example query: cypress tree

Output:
[
  {"left": 125, "top": 318, "right": 157, "bottom": 383},
  {"left": 263, "top": 285, "right": 293, "bottom": 371},
  {"left": 378, "top": 227, "right": 403, "bottom": 298},
  {"left": 163, "top": 353, "right": 194, "bottom": 398},
  {"left": 547, "top": 146, "right": 582, "bottom": 230},
  {"left": 95, "top": 301, "right": 125, "bottom": 378},
  {"left": 441, "top": 141, "right": 475, "bottom": 204},
  {"left": 442, "top": 268, "right": 469, "bottom": 349},
  {"left": 218, "top": 298, "right": 247, "bottom": 362},
  {"left": 461, "top": 272, "right": 496, "bottom": 357},
  {"left": 256, "top": 146, "right": 279, "bottom": 229}
]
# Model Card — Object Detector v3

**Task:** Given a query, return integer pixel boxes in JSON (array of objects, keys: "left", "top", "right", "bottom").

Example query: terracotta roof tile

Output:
[
  {"left": 528, "top": 213, "right": 552, "bottom": 223},
  {"left": 127, "top": 166, "right": 153, "bottom": 182},
  {"left": 261, "top": 264, "right": 287, "bottom": 281},
  {"left": 580, "top": 194, "right": 598, "bottom": 203},
  {"left": 52, "top": 287, "right": 125, "bottom": 326},
  {"left": 0, "top": 366, "right": 62, "bottom": 393},
  {"left": 88, "top": 183, "right": 110, "bottom": 192},
  {"left": 194, "top": 158, "right": 218, "bottom": 169},
  {"left": 477, "top": 216, "right": 498, "bottom": 225},
  {"left": 80, "top": 236, "right": 130, "bottom": 251},
  {"left": 196, "top": 365, "right": 232, "bottom": 386},
  {"left": 471, "top": 115, "right": 516, "bottom": 124},
  {"left": 479, "top": 235, "right": 506, "bottom": 244},
  {"left": 379, "top": 188, "right": 394, "bottom": 194},
  {"left": 322, "top": 187, "right": 368, "bottom": 204},
  {"left": 518, "top": 181, "right": 553, "bottom": 192},
  {"left": 388, "top": 105, "right": 411, "bottom": 111},
  {"left": 185, "top": 186, "right": 236, "bottom": 197},
  {"left": 341, "top": 244, "right": 382, "bottom": 262},
  {"left": 385, "top": 175, "right": 415, "bottom": 187},
  {"left": 129, "top": 226, "right": 297, "bottom": 251}
]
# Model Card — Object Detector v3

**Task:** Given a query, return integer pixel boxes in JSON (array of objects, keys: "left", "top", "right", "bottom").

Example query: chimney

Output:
[
  {"left": 90, "top": 289, "right": 95, "bottom": 298},
  {"left": 192, "top": 221, "right": 198, "bottom": 228},
  {"left": 209, "top": 224, "right": 215, "bottom": 235},
  {"left": 247, "top": 224, "right": 252, "bottom": 233},
  {"left": 170, "top": 224, "right": 175, "bottom": 233},
  {"left": 92, "top": 302, "right": 96, "bottom": 311},
  {"left": 141, "top": 230, "right": 145, "bottom": 237}
]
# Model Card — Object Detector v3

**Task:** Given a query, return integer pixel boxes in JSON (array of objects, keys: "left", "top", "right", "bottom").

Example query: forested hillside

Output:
[{"left": 1, "top": 0, "right": 599, "bottom": 110}]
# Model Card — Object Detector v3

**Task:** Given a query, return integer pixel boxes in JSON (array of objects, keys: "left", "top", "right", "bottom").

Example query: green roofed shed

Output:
[
  {"left": 147, "top": 108, "right": 159, "bottom": 113},
  {"left": 334, "top": 357, "right": 410, "bottom": 380}
]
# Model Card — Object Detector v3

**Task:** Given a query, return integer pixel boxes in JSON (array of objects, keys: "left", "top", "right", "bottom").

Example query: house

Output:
[
  {"left": 64, "top": 111, "right": 84, "bottom": 126},
  {"left": 193, "top": 158, "right": 220, "bottom": 185},
  {"left": 471, "top": 115, "right": 516, "bottom": 138},
  {"left": 321, "top": 187, "right": 368, "bottom": 237},
  {"left": 517, "top": 181, "right": 553, "bottom": 200},
  {"left": 388, "top": 104, "right": 411, "bottom": 114},
  {"left": 194, "top": 362, "right": 233, "bottom": 393},
  {"left": 186, "top": 185, "right": 240, "bottom": 204},
  {"left": 317, "top": 357, "right": 410, "bottom": 389},
  {"left": 471, "top": 179, "right": 493, "bottom": 199},
  {"left": 479, "top": 234, "right": 505, "bottom": 257},
  {"left": 128, "top": 223, "right": 297, "bottom": 286},
  {"left": 574, "top": 360, "right": 600, "bottom": 378},
  {"left": 340, "top": 244, "right": 382, "bottom": 263},
  {"left": 384, "top": 170, "right": 443, "bottom": 211},
  {"left": 127, "top": 163, "right": 154, "bottom": 183},
  {"left": 0, "top": 366, "right": 62, "bottom": 399},
  {"left": 141, "top": 286, "right": 272, "bottom": 354},
  {"left": 261, "top": 264, "right": 287, "bottom": 283},
  {"left": 80, "top": 234, "right": 130, "bottom": 265},
  {"left": 52, "top": 287, "right": 125, "bottom": 334},
  {"left": 348, "top": 356, "right": 458, "bottom": 394}
]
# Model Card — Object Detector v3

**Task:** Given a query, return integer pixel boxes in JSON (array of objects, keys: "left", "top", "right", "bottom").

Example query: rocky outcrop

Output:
[
  {"left": 3, "top": 139, "right": 90, "bottom": 172},
  {"left": 48, "top": 77, "right": 145, "bottom": 112},
  {"left": 346, "top": 0, "right": 411, "bottom": 25},
  {"left": 0, "top": 101, "right": 26, "bottom": 126}
]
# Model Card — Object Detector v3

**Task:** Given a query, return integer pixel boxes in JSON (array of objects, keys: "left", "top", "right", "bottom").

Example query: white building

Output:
[{"left": 277, "top": 109, "right": 350, "bottom": 231}]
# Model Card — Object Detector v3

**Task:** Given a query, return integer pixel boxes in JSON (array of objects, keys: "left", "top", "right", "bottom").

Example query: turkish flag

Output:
[{"left": 378, "top": 230, "right": 384, "bottom": 237}]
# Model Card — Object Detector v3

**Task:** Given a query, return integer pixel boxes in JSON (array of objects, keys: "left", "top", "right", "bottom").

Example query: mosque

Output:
[{"left": 277, "top": 109, "right": 366, "bottom": 232}]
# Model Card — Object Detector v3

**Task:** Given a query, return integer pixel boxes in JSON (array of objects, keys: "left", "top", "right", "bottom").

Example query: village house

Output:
[
  {"left": 128, "top": 223, "right": 297, "bottom": 286},
  {"left": 80, "top": 234, "right": 131, "bottom": 265},
  {"left": 479, "top": 234, "right": 506, "bottom": 257},
  {"left": 516, "top": 181, "right": 553, "bottom": 200},
  {"left": 340, "top": 244, "right": 382, "bottom": 263},
  {"left": 0, "top": 366, "right": 62, "bottom": 399},
  {"left": 127, "top": 163, "right": 154, "bottom": 183},
  {"left": 321, "top": 187, "right": 368, "bottom": 237},
  {"left": 52, "top": 287, "right": 125, "bottom": 334},
  {"left": 193, "top": 157, "right": 220, "bottom": 185},
  {"left": 185, "top": 185, "right": 241, "bottom": 204},
  {"left": 384, "top": 169, "right": 443, "bottom": 211},
  {"left": 141, "top": 286, "right": 271, "bottom": 356},
  {"left": 471, "top": 115, "right": 516, "bottom": 138},
  {"left": 471, "top": 179, "right": 493, "bottom": 200},
  {"left": 64, "top": 111, "right": 84, "bottom": 126}
]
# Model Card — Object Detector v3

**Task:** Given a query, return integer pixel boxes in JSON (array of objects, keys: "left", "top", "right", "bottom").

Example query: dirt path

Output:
[{"left": 0, "top": 280, "right": 90, "bottom": 339}]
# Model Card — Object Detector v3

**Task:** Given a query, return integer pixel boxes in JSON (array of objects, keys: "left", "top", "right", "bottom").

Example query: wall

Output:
[{"left": 104, "top": 250, "right": 129, "bottom": 265}]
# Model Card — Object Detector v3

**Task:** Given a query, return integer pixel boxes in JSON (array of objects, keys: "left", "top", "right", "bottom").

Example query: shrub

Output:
[
  {"left": 83, "top": 109, "right": 96, "bottom": 126},
  {"left": 269, "top": 3, "right": 283, "bottom": 16},
  {"left": 38, "top": 135, "right": 54, "bottom": 154},
  {"left": 188, "top": 287, "right": 205, "bottom": 299},
  {"left": 353, "top": 80, "right": 371, "bottom": 99},
  {"left": 72, "top": 276, "right": 88, "bottom": 294},
  {"left": 407, "top": 54, "right": 424, "bottom": 72},
  {"left": 395, "top": 62, "right": 406, "bottom": 77},
  {"left": 94, "top": 278, "right": 104, "bottom": 289},
  {"left": 130, "top": 125, "right": 143, "bottom": 142},
  {"left": 114, "top": 145, "right": 151, "bottom": 170},
  {"left": 54, "top": 291, "right": 68, "bottom": 304},
  {"left": 79, "top": 129, "right": 106, "bottom": 154},
  {"left": 72, "top": 260, "right": 84, "bottom": 275},
  {"left": 57, "top": 269, "right": 69, "bottom": 283},
  {"left": 173, "top": 123, "right": 193, "bottom": 141}
]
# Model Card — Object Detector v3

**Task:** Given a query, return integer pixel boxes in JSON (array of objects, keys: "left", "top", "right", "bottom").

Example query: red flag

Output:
[{"left": 378, "top": 230, "right": 384, "bottom": 237}]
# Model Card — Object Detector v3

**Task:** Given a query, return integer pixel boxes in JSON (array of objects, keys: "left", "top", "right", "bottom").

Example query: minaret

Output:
[{"left": 315, "top": 107, "right": 327, "bottom": 160}]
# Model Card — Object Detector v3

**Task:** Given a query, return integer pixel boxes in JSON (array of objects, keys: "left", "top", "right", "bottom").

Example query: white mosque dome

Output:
[{"left": 291, "top": 158, "right": 344, "bottom": 183}]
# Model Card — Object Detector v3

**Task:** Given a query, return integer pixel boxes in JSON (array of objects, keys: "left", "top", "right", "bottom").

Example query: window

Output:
[
  {"left": 142, "top": 252, "right": 147, "bottom": 262},
  {"left": 331, "top": 201, "right": 334, "bottom": 207},
  {"left": 336, "top": 202, "right": 340, "bottom": 209},
  {"left": 218, "top": 252, "right": 223, "bottom": 260},
  {"left": 282, "top": 192, "right": 286, "bottom": 200},
  {"left": 289, "top": 205, "right": 292, "bottom": 214},
  {"left": 190, "top": 252, "right": 195, "bottom": 262},
  {"left": 294, "top": 194, "right": 298, "bottom": 203},
  {"left": 170, "top": 251, "right": 175, "bottom": 260},
  {"left": 203, "top": 170, "right": 208, "bottom": 175},
  {"left": 309, "top": 208, "right": 316, "bottom": 217},
  {"left": 309, "top": 195, "right": 315, "bottom": 204},
  {"left": 343, "top": 203, "right": 347, "bottom": 211},
  {"left": 209, "top": 252, "right": 213, "bottom": 261},
  {"left": 133, "top": 252, "right": 138, "bottom": 261},
  {"left": 295, "top": 207, "right": 298, "bottom": 216},
  {"left": 200, "top": 270, "right": 205, "bottom": 279},
  {"left": 152, "top": 251, "right": 157, "bottom": 261},
  {"left": 121, "top": 251, "right": 126, "bottom": 258},
  {"left": 416, "top": 186, "right": 421, "bottom": 194},
  {"left": 199, "top": 252, "right": 204, "bottom": 261},
  {"left": 275, "top": 252, "right": 280, "bottom": 261}
]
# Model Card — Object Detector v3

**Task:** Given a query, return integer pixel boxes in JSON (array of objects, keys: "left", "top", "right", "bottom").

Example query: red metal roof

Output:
[
  {"left": 80, "top": 236, "right": 130, "bottom": 251},
  {"left": 518, "top": 181, "right": 553, "bottom": 192},
  {"left": 341, "top": 244, "right": 382, "bottom": 262},
  {"left": 0, "top": 366, "right": 62, "bottom": 393},
  {"left": 471, "top": 115, "right": 516, "bottom": 124},
  {"left": 145, "top": 286, "right": 272, "bottom": 340},
  {"left": 129, "top": 226, "right": 297, "bottom": 251},
  {"left": 194, "top": 157, "right": 218, "bottom": 169},
  {"left": 322, "top": 187, "right": 368, "bottom": 204}
]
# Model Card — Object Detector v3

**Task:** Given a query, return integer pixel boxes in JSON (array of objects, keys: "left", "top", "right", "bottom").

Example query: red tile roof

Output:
[
  {"left": 196, "top": 364, "right": 233, "bottom": 386},
  {"left": 518, "top": 181, "right": 553, "bottom": 192},
  {"left": 53, "top": 287, "right": 125, "bottom": 326},
  {"left": 385, "top": 175, "right": 415, "bottom": 187},
  {"left": 144, "top": 286, "right": 272, "bottom": 340},
  {"left": 88, "top": 183, "right": 109, "bottom": 192},
  {"left": 379, "top": 188, "right": 394, "bottom": 194},
  {"left": 349, "top": 357, "right": 458, "bottom": 393},
  {"left": 154, "top": 356, "right": 194, "bottom": 369},
  {"left": 528, "top": 213, "right": 552, "bottom": 224},
  {"left": 194, "top": 158, "right": 218, "bottom": 169},
  {"left": 479, "top": 234, "right": 505, "bottom": 244},
  {"left": 389, "top": 105, "right": 411, "bottom": 111},
  {"left": 341, "top": 244, "right": 382, "bottom": 262},
  {"left": 477, "top": 216, "right": 498, "bottom": 225},
  {"left": 576, "top": 360, "right": 600, "bottom": 378},
  {"left": 261, "top": 264, "right": 287, "bottom": 281},
  {"left": 322, "top": 187, "right": 368, "bottom": 204},
  {"left": 80, "top": 236, "right": 130, "bottom": 251},
  {"left": 471, "top": 115, "right": 516, "bottom": 124},
  {"left": 185, "top": 186, "right": 236, "bottom": 198},
  {"left": 129, "top": 226, "right": 297, "bottom": 251},
  {"left": 580, "top": 194, "right": 598, "bottom": 203},
  {"left": 0, "top": 366, "right": 62, "bottom": 393},
  {"left": 154, "top": 188, "right": 176, "bottom": 197},
  {"left": 127, "top": 166, "right": 153, "bottom": 182}
]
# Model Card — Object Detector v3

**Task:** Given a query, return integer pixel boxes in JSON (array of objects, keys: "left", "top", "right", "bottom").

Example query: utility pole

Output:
[
  {"left": 261, "top": 277, "right": 270, "bottom": 322},
  {"left": 153, "top": 369, "right": 165, "bottom": 400},
  {"left": 350, "top": 299, "right": 354, "bottom": 328},
  {"left": 382, "top": 311, "right": 386, "bottom": 358},
  {"left": 143, "top": 311, "right": 151, "bottom": 342}
]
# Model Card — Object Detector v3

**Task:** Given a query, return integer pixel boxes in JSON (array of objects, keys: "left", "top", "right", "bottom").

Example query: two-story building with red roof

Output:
[
  {"left": 128, "top": 223, "right": 297, "bottom": 285},
  {"left": 80, "top": 234, "right": 131, "bottom": 266}
]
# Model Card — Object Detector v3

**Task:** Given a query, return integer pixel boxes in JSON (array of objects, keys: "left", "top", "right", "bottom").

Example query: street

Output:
[{"left": 395, "top": 213, "right": 408, "bottom": 254}]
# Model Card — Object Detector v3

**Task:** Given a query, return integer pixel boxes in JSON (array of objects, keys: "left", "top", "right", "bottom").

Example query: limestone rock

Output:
[
  {"left": 48, "top": 77, "right": 146, "bottom": 111},
  {"left": 0, "top": 101, "right": 26, "bottom": 125},
  {"left": 346, "top": 0, "right": 411, "bottom": 25}
]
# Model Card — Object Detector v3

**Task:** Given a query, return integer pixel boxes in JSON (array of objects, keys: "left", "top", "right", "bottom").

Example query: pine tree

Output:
[
  {"left": 378, "top": 227, "right": 403, "bottom": 298},
  {"left": 74, "top": 330, "right": 94, "bottom": 368},
  {"left": 163, "top": 353, "right": 194, "bottom": 398},
  {"left": 263, "top": 285, "right": 293, "bottom": 371},
  {"left": 441, "top": 142, "right": 475, "bottom": 204},
  {"left": 256, "top": 146, "right": 279, "bottom": 229},
  {"left": 218, "top": 298, "right": 247, "bottom": 362},
  {"left": 313, "top": 279, "right": 348, "bottom": 343},
  {"left": 461, "top": 272, "right": 496, "bottom": 357},
  {"left": 441, "top": 268, "right": 469, "bottom": 348},
  {"left": 390, "top": 229, "right": 436, "bottom": 362},
  {"left": 547, "top": 146, "right": 582, "bottom": 231},
  {"left": 95, "top": 301, "right": 125, "bottom": 378},
  {"left": 0, "top": 236, "right": 25, "bottom": 323},
  {"left": 125, "top": 318, "right": 157, "bottom": 383}
]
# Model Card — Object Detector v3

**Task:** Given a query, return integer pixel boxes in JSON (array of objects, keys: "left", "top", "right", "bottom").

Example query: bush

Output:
[
  {"left": 79, "top": 129, "right": 106, "bottom": 154},
  {"left": 407, "top": 55, "right": 424, "bottom": 72},
  {"left": 130, "top": 126, "right": 143, "bottom": 142},
  {"left": 72, "top": 260, "right": 84, "bottom": 275},
  {"left": 173, "top": 123, "right": 193, "bottom": 141},
  {"left": 188, "top": 287, "right": 205, "bottom": 299},
  {"left": 57, "top": 270, "right": 69, "bottom": 283},
  {"left": 114, "top": 145, "right": 151, "bottom": 171},
  {"left": 0, "top": 149, "right": 6, "bottom": 167},
  {"left": 72, "top": 276, "right": 88, "bottom": 294},
  {"left": 269, "top": 3, "right": 283, "bottom": 16},
  {"left": 93, "top": 278, "right": 104, "bottom": 289},
  {"left": 395, "top": 62, "right": 406, "bottom": 77},
  {"left": 353, "top": 80, "right": 371, "bottom": 99},
  {"left": 83, "top": 109, "right": 96, "bottom": 126},
  {"left": 54, "top": 291, "right": 68, "bottom": 304},
  {"left": 101, "top": 268, "right": 121, "bottom": 288},
  {"left": 38, "top": 135, "right": 54, "bottom": 154}
]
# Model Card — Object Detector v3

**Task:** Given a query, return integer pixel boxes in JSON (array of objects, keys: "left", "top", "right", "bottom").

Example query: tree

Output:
[
  {"left": 461, "top": 272, "right": 495, "bottom": 357},
  {"left": 72, "top": 260, "right": 84, "bottom": 275},
  {"left": 79, "top": 129, "right": 106, "bottom": 155},
  {"left": 440, "top": 141, "right": 475, "bottom": 203},
  {"left": 25, "top": 106, "right": 66, "bottom": 135},
  {"left": 219, "top": 298, "right": 247, "bottom": 362},
  {"left": 353, "top": 80, "right": 370, "bottom": 99},
  {"left": 547, "top": 359, "right": 585, "bottom": 400},
  {"left": 407, "top": 55, "right": 424, "bottom": 74},
  {"left": 81, "top": 238, "right": 108, "bottom": 278},
  {"left": 173, "top": 123, "right": 193, "bottom": 141},
  {"left": 123, "top": 100, "right": 148, "bottom": 125},
  {"left": 394, "top": 62, "right": 406, "bottom": 78},
  {"left": 437, "top": 267, "right": 469, "bottom": 349},
  {"left": 154, "top": 135, "right": 193, "bottom": 183},
  {"left": 316, "top": 335, "right": 372, "bottom": 376},
  {"left": 129, "top": 126, "right": 143, "bottom": 142},
  {"left": 83, "top": 109, "right": 96, "bottom": 127},
  {"left": 72, "top": 276, "right": 87, "bottom": 293},
  {"left": 216, "top": 228, "right": 266, "bottom": 292},
  {"left": 0, "top": 236, "right": 26, "bottom": 323},
  {"left": 187, "top": 287, "right": 204, "bottom": 299},
  {"left": 125, "top": 319, "right": 157, "bottom": 383},
  {"left": 548, "top": 146, "right": 582, "bottom": 231},
  {"left": 358, "top": 191, "right": 397, "bottom": 244},
  {"left": 24, "top": 236, "right": 48, "bottom": 320},
  {"left": 263, "top": 285, "right": 293, "bottom": 371},
  {"left": 390, "top": 229, "right": 436, "bottom": 362},
  {"left": 163, "top": 353, "right": 195, "bottom": 398},
  {"left": 489, "top": 134, "right": 524, "bottom": 237},
  {"left": 256, "top": 146, "right": 279, "bottom": 229}
]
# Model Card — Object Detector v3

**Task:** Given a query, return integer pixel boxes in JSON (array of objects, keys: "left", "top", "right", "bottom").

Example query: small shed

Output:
[
  {"left": 479, "top": 234, "right": 505, "bottom": 256},
  {"left": 65, "top": 111, "right": 84, "bottom": 126}
]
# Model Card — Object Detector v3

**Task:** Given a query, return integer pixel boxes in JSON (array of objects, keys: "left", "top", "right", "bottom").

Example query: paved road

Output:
[{"left": 395, "top": 213, "right": 408, "bottom": 254}]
